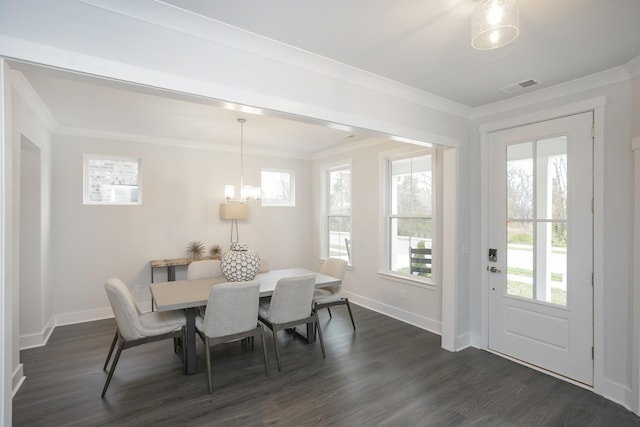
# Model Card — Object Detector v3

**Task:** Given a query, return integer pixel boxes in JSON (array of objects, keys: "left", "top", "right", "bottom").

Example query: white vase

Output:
[{"left": 221, "top": 243, "right": 260, "bottom": 282}]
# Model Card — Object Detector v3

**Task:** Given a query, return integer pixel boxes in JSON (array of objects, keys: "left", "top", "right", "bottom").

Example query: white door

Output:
[{"left": 488, "top": 112, "right": 594, "bottom": 385}]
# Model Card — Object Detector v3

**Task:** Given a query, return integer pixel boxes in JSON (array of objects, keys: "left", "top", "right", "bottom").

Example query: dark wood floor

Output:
[{"left": 13, "top": 304, "right": 640, "bottom": 426}]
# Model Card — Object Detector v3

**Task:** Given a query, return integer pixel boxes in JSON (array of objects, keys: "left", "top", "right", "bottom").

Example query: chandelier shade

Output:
[{"left": 471, "top": 0, "right": 519, "bottom": 50}]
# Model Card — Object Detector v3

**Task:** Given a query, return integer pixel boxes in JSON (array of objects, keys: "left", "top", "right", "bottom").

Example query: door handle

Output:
[{"left": 487, "top": 266, "right": 501, "bottom": 273}]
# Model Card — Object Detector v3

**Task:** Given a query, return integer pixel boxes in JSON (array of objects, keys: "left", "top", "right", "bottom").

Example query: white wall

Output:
[{"left": 50, "top": 133, "right": 313, "bottom": 319}]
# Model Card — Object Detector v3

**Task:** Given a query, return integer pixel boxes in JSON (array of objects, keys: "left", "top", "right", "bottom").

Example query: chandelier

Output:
[{"left": 224, "top": 118, "right": 261, "bottom": 203}]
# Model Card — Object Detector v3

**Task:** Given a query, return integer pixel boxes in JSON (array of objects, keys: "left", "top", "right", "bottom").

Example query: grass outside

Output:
[
  {"left": 507, "top": 280, "right": 567, "bottom": 306},
  {"left": 508, "top": 267, "right": 563, "bottom": 282}
]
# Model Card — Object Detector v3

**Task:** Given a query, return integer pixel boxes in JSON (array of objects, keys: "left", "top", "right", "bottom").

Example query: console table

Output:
[{"left": 150, "top": 257, "right": 215, "bottom": 282}]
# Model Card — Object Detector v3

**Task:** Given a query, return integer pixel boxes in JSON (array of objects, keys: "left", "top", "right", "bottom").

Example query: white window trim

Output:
[
  {"left": 380, "top": 148, "right": 438, "bottom": 287},
  {"left": 83, "top": 154, "right": 142, "bottom": 206},
  {"left": 323, "top": 161, "right": 352, "bottom": 265}
]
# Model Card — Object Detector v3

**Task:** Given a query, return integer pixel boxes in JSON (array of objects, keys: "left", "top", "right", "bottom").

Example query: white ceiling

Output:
[
  {"left": 163, "top": 0, "right": 640, "bottom": 107},
  {"left": 12, "top": 0, "right": 640, "bottom": 155}
]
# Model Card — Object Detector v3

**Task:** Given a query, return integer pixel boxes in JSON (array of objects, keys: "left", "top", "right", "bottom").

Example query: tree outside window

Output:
[{"left": 261, "top": 169, "right": 295, "bottom": 206}]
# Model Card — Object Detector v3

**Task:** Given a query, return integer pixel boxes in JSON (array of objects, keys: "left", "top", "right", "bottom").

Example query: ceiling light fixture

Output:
[
  {"left": 223, "top": 118, "right": 261, "bottom": 204},
  {"left": 471, "top": 0, "right": 519, "bottom": 50},
  {"left": 220, "top": 118, "right": 260, "bottom": 244}
]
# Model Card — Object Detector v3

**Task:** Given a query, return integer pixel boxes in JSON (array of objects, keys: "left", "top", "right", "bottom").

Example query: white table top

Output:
[{"left": 150, "top": 267, "right": 340, "bottom": 312}]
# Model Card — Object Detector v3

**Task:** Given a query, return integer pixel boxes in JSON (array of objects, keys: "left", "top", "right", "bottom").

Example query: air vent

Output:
[{"left": 500, "top": 78, "right": 541, "bottom": 94}]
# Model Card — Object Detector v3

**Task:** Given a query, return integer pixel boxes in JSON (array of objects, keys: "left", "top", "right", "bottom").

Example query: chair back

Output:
[
  {"left": 104, "top": 278, "right": 146, "bottom": 341},
  {"left": 187, "top": 259, "right": 222, "bottom": 280},
  {"left": 201, "top": 281, "right": 260, "bottom": 338},
  {"left": 258, "top": 257, "right": 271, "bottom": 273},
  {"left": 319, "top": 258, "right": 347, "bottom": 295},
  {"left": 320, "top": 258, "right": 347, "bottom": 280},
  {"left": 266, "top": 273, "right": 316, "bottom": 324}
]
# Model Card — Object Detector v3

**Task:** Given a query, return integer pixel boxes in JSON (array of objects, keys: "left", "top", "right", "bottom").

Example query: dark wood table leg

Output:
[
  {"left": 184, "top": 307, "right": 197, "bottom": 374},
  {"left": 168, "top": 266, "right": 176, "bottom": 281}
]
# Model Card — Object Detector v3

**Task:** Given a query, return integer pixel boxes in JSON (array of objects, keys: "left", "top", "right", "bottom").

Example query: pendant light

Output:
[{"left": 471, "top": 0, "right": 520, "bottom": 50}]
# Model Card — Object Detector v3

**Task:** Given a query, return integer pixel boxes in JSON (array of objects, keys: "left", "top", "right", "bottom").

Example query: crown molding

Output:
[
  {"left": 624, "top": 55, "right": 640, "bottom": 78},
  {"left": 55, "top": 125, "right": 313, "bottom": 160},
  {"left": 9, "top": 69, "right": 58, "bottom": 131},
  {"left": 471, "top": 66, "right": 631, "bottom": 120},
  {"left": 312, "top": 135, "right": 388, "bottom": 160},
  {"left": 76, "top": 0, "right": 471, "bottom": 119}
]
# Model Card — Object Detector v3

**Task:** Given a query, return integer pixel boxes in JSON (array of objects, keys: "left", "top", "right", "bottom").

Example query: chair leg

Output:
[
  {"left": 344, "top": 299, "right": 356, "bottom": 330},
  {"left": 327, "top": 307, "right": 332, "bottom": 318},
  {"left": 181, "top": 328, "right": 186, "bottom": 367},
  {"left": 205, "top": 339, "right": 213, "bottom": 394},
  {"left": 103, "top": 329, "right": 119, "bottom": 371},
  {"left": 102, "top": 340, "right": 124, "bottom": 398},
  {"left": 259, "top": 327, "right": 269, "bottom": 377},
  {"left": 315, "top": 316, "right": 326, "bottom": 359},
  {"left": 272, "top": 328, "right": 282, "bottom": 371}
]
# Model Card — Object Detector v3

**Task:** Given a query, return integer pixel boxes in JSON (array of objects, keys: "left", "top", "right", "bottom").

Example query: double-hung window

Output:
[
  {"left": 326, "top": 164, "right": 351, "bottom": 264},
  {"left": 385, "top": 151, "right": 434, "bottom": 282}
]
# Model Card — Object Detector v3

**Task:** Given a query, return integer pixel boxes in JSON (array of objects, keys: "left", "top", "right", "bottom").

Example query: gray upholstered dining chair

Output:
[
  {"left": 187, "top": 259, "right": 224, "bottom": 316},
  {"left": 187, "top": 259, "right": 223, "bottom": 280},
  {"left": 312, "top": 258, "right": 355, "bottom": 330},
  {"left": 258, "top": 273, "right": 325, "bottom": 371},
  {"left": 102, "top": 278, "right": 186, "bottom": 397},
  {"left": 195, "top": 281, "right": 269, "bottom": 394}
]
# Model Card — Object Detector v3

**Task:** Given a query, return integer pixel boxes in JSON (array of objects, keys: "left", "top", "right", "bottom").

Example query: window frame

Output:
[
  {"left": 325, "top": 163, "right": 352, "bottom": 265},
  {"left": 83, "top": 154, "right": 142, "bottom": 206},
  {"left": 381, "top": 149, "right": 437, "bottom": 286},
  {"left": 260, "top": 168, "right": 296, "bottom": 207}
]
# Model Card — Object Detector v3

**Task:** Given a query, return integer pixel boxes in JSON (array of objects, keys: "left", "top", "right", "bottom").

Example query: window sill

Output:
[{"left": 377, "top": 271, "right": 438, "bottom": 291}]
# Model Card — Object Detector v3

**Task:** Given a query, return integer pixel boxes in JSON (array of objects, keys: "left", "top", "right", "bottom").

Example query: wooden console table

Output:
[{"left": 150, "top": 257, "right": 215, "bottom": 282}]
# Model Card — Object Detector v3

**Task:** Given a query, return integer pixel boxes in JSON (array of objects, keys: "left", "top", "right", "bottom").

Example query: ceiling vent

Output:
[{"left": 500, "top": 79, "right": 541, "bottom": 94}]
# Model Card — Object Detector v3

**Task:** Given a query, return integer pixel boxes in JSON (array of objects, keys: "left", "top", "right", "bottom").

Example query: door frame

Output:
[{"left": 478, "top": 97, "right": 605, "bottom": 393}]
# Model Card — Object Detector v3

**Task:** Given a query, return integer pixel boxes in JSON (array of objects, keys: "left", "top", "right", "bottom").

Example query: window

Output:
[
  {"left": 386, "top": 152, "right": 434, "bottom": 281},
  {"left": 83, "top": 154, "right": 141, "bottom": 205},
  {"left": 326, "top": 165, "right": 351, "bottom": 264},
  {"left": 261, "top": 169, "right": 295, "bottom": 206}
]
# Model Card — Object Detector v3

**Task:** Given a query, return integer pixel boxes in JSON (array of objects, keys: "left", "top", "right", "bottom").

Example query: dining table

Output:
[{"left": 149, "top": 267, "right": 341, "bottom": 375}]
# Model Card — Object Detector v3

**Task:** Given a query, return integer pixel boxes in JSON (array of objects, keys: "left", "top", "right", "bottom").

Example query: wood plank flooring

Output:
[{"left": 13, "top": 305, "right": 640, "bottom": 426}]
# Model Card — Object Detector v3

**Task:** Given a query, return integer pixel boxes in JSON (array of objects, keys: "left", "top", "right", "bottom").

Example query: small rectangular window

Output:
[
  {"left": 261, "top": 169, "right": 295, "bottom": 206},
  {"left": 83, "top": 154, "right": 141, "bottom": 205}
]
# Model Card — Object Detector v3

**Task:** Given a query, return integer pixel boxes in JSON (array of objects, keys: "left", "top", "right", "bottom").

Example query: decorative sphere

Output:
[{"left": 221, "top": 244, "right": 260, "bottom": 282}]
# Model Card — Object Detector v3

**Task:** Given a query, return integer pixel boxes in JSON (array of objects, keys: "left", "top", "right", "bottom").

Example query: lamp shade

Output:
[
  {"left": 471, "top": 0, "right": 519, "bottom": 50},
  {"left": 220, "top": 203, "right": 249, "bottom": 220}
]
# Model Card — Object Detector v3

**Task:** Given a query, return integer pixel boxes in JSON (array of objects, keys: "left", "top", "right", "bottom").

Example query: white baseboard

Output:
[
  {"left": 599, "top": 376, "right": 633, "bottom": 413},
  {"left": 455, "top": 332, "right": 471, "bottom": 351},
  {"left": 345, "top": 291, "right": 442, "bottom": 335},
  {"left": 54, "top": 306, "right": 114, "bottom": 327},
  {"left": 12, "top": 363, "right": 25, "bottom": 398},
  {"left": 20, "top": 306, "right": 114, "bottom": 350},
  {"left": 19, "top": 317, "right": 55, "bottom": 350}
]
